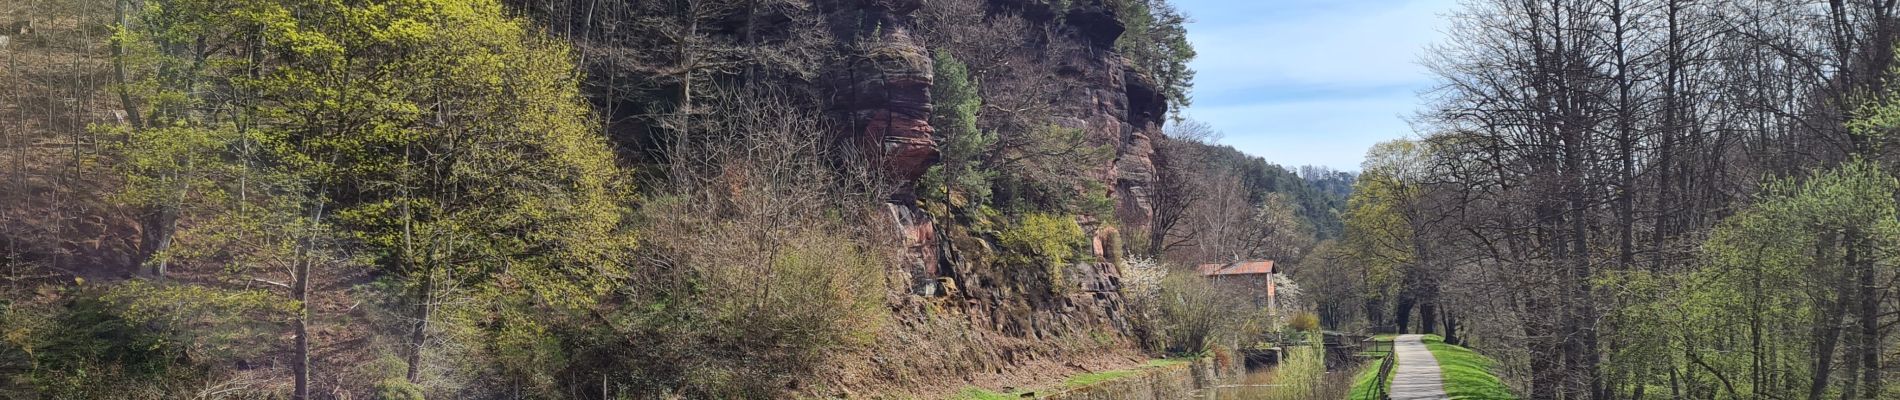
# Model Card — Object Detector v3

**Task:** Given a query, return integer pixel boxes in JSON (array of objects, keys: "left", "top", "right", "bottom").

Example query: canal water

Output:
[{"left": 1196, "top": 348, "right": 1362, "bottom": 399}]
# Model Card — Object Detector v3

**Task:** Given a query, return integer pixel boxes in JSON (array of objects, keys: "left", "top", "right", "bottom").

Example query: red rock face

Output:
[
  {"left": 841, "top": 18, "right": 938, "bottom": 202},
  {"left": 823, "top": 1, "right": 1183, "bottom": 393},
  {"left": 1043, "top": 27, "right": 1166, "bottom": 238},
  {"left": 1116, "top": 57, "right": 1168, "bottom": 231}
]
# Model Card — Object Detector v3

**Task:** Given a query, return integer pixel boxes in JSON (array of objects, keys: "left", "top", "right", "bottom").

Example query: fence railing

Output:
[
  {"left": 1367, "top": 352, "right": 1395, "bottom": 400},
  {"left": 1360, "top": 338, "right": 1395, "bottom": 400}
]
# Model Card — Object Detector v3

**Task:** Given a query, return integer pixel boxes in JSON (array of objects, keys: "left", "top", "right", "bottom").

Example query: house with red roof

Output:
[{"left": 1196, "top": 260, "right": 1278, "bottom": 310}]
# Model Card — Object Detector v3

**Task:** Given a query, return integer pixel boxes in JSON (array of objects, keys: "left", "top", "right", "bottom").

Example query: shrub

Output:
[
  {"left": 1120, "top": 258, "right": 1268, "bottom": 354},
  {"left": 616, "top": 196, "right": 890, "bottom": 398},
  {"left": 563, "top": 89, "right": 892, "bottom": 398},
  {"left": 373, "top": 378, "right": 426, "bottom": 400},
  {"left": 5, "top": 288, "right": 226, "bottom": 398},
  {"left": 1121, "top": 256, "right": 1166, "bottom": 303},
  {"left": 1289, "top": 312, "right": 1321, "bottom": 332},
  {"left": 1151, "top": 273, "right": 1263, "bottom": 354},
  {"left": 999, "top": 213, "right": 1085, "bottom": 265},
  {"left": 998, "top": 213, "right": 1087, "bottom": 292}
]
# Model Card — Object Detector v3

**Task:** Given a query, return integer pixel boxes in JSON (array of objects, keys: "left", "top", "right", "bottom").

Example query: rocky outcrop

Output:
[
  {"left": 811, "top": 0, "right": 1173, "bottom": 395},
  {"left": 831, "top": 0, "right": 1173, "bottom": 395},
  {"left": 838, "top": 0, "right": 1164, "bottom": 232},
  {"left": 1115, "top": 60, "right": 1167, "bottom": 231},
  {"left": 834, "top": 0, "right": 938, "bottom": 201},
  {"left": 1065, "top": 2, "right": 1127, "bottom": 49}
]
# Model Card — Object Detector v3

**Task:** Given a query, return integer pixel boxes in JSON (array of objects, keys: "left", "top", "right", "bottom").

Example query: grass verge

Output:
[
  {"left": 1061, "top": 370, "right": 1135, "bottom": 388},
  {"left": 947, "top": 358, "right": 1194, "bottom": 399},
  {"left": 1420, "top": 335, "right": 1515, "bottom": 399},
  {"left": 1059, "top": 358, "right": 1191, "bottom": 389},
  {"left": 949, "top": 387, "right": 1021, "bottom": 400},
  {"left": 1346, "top": 335, "right": 1394, "bottom": 400}
]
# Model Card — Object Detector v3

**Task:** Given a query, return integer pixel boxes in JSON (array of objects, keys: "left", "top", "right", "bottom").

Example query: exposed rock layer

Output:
[{"left": 833, "top": 0, "right": 1173, "bottom": 394}]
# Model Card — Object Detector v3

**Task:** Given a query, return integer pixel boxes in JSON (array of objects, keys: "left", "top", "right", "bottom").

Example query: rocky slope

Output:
[
  {"left": 817, "top": 0, "right": 1173, "bottom": 394},
  {"left": 541, "top": 0, "right": 1175, "bottom": 394}
]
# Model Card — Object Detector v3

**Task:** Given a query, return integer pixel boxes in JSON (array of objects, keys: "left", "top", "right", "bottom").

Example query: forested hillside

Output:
[
  {"left": 0, "top": 0, "right": 1337, "bottom": 398},
  {"left": 1315, "top": 0, "right": 1900, "bottom": 399},
  {"left": 1185, "top": 141, "right": 1353, "bottom": 241}
]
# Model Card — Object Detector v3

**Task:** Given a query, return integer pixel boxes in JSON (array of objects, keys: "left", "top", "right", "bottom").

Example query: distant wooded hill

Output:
[{"left": 1190, "top": 142, "right": 1355, "bottom": 241}]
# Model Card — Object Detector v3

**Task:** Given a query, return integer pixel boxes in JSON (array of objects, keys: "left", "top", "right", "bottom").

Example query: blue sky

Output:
[{"left": 1171, "top": 0, "right": 1459, "bottom": 171}]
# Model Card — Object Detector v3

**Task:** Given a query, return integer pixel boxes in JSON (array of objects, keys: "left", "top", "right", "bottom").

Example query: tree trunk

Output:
[
  {"left": 1530, "top": 332, "right": 1562, "bottom": 400},
  {"left": 1395, "top": 293, "right": 1416, "bottom": 334},
  {"left": 291, "top": 200, "right": 324, "bottom": 400},
  {"left": 292, "top": 243, "right": 310, "bottom": 400},
  {"left": 406, "top": 267, "right": 433, "bottom": 383},
  {"left": 1810, "top": 232, "right": 1848, "bottom": 400},
  {"left": 111, "top": 0, "right": 143, "bottom": 130},
  {"left": 1443, "top": 308, "right": 1459, "bottom": 345},
  {"left": 1652, "top": 0, "right": 1682, "bottom": 273},
  {"left": 1853, "top": 229, "right": 1880, "bottom": 398},
  {"left": 1529, "top": 292, "right": 1560, "bottom": 400}
]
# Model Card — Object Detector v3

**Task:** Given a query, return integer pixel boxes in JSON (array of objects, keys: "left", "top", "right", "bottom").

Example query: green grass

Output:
[
  {"left": 1419, "top": 335, "right": 1516, "bottom": 399},
  {"left": 1142, "top": 358, "right": 1189, "bottom": 368},
  {"left": 1061, "top": 369, "right": 1135, "bottom": 388},
  {"left": 1347, "top": 335, "right": 1395, "bottom": 400},
  {"left": 1059, "top": 357, "right": 1190, "bottom": 388},
  {"left": 948, "top": 387, "right": 1021, "bottom": 400},
  {"left": 949, "top": 357, "right": 1194, "bottom": 399},
  {"left": 1347, "top": 360, "right": 1390, "bottom": 399}
]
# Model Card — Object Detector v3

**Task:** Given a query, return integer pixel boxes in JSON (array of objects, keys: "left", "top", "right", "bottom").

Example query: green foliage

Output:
[
  {"left": 1190, "top": 143, "right": 1352, "bottom": 240},
  {"left": 1, "top": 287, "right": 235, "bottom": 398},
  {"left": 98, "top": 281, "right": 294, "bottom": 361},
  {"left": 120, "top": 0, "right": 636, "bottom": 296},
  {"left": 1111, "top": 0, "right": 1196, "bottom": 116},
  {"left": 1334, "top": 140, "right": 1431, "bottom": 329},
  {"left": 108, "top": 124, "right": 231, "bottom": 208},
  {"left": 1595, "top": 159, "right": 1900, "bottom": 399},
  {"left": 1341, "top": 171, "right": 1410, "bottom": 315},
  {"left": 1347, "top": 340, "right": 1394, "bottom": 400},
  {"left": 104, "top": 0, "right": 635, "bottom": 396},
  {"left": 999, "top": 213, "right": 1087, "bottom": 292},
  {"left": 0, "top": 282, "right": 289, "bottom": 398},
  {"left": 992, "top": 124, "right": 1115, "bottom": 215},
  {"left": 999, "top": 213, "right": 1086, "bottom": 266},
  {"left": 1660, "top": 159, "right": 1900, "bottom": 398},
  {"left": 1846, "top": 54, "right": 1900, "bottom": 150},
  {"left": 254, "top": 0, "right": 633, "bottom": 306},
  {"left": 373, "top": 378, "right": 426, "bottom": 400},
  {"left": 923, "top": 51, "right": 998, "bottom": 208},
  {"left": 488, "top": 299, "right": 568, "bottom": 393}
]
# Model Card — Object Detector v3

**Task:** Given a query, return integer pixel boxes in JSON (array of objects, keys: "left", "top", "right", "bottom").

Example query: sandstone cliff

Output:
[{"left": 821, "top": 0, "right": 1173, "bottom": 395}]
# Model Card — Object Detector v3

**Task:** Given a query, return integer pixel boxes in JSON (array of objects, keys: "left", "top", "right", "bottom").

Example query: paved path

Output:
[{"left": 1389, "top": 334, "right": 1450, "bottom": 400}]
